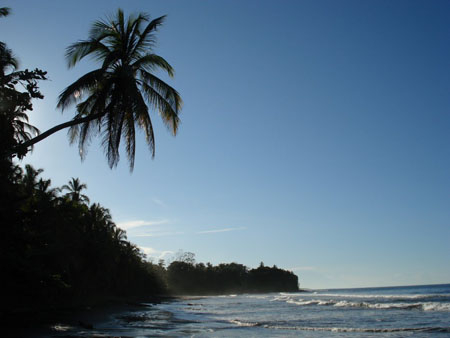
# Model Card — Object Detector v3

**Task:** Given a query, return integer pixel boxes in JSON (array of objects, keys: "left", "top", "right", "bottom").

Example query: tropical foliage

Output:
[
  {"left": 0, "top": 49, "right": 47, "bottom": 160},
  {"left": 0, "top": 165, "right": 167, "bottom": 317},
  {"left": 61, "top": 177, "right": 90, "bottom": 204},
  {"left": 12, "top": 9, "right": 182, "bottom": 170},
  {"left": 0, "top": 6, "right": 47, "bottom": 161},
  {"left": 165, "top": 257, "right": 299, "bottom": 295}
]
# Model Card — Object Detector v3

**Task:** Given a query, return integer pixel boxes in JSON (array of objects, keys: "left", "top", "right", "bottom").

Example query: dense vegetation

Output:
[
  {"left": 1, "top": 7, "right": 167, "bottom": 314},
  {"left": 0, "top": 164, "right": 298, "bottom": 320},
  {"left": 166, "top": 257, "right": 299, "bottom": 295},
  {"left": 0, "top": 165, "right": 167, "bottom": 315}
]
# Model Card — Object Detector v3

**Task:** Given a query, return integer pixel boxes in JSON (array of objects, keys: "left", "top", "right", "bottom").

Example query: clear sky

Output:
[{"left": 2, "top": 0, "right": 449, "bottom": 289}]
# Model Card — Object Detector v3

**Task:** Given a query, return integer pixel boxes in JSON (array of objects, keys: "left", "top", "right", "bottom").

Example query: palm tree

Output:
[
  {"left": 0, "top": 42, "right": 18, "bottom": 77},
  {"left": 14, "top": 9, "right": 182, "bottom": 170},
  {"left": 20, "top": 164, "right": 44, "bottom": 195},
  {"left": 88, "top": 203, "right": 116, "bottom": 233},
  {"left": 113, "top": 227, "right": 127, "bottom": 243},
  {"left": 89, "top": 203, "right": 112, "bottom": 225},
  {"left": 61, "top": 177, "right": 90, "bottom": 204}
]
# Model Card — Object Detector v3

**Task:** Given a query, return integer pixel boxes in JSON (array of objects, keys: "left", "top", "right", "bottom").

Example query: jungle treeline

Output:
[
  {"left": 0, "top": 165, "right": 167, "bottom": 314},
  {"left": 165, "top": 258, "right": 300, "bottom": 295},
  {"left": 0, "top": 165, "right": 299, "bottom": 316}
]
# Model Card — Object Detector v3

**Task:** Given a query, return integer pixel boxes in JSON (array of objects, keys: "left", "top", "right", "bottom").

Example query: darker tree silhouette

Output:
[
  {"left": 61, "top": 177, "right": 90, "bottom": 204},
  {"left": 0, "top": 164, "right": 167, "bottom": 322},
  {"left": 166, "top": 254, "right": 299, "bottom": 295}
]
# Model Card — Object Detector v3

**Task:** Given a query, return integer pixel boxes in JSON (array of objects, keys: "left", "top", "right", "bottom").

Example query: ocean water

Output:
[{"left": 52, "top": 284, "right": 450, "bottom": 337}]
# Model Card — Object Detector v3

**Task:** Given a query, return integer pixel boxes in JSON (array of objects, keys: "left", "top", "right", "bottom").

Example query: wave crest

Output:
[
  {"left": 280, "top": 297, "right": 450, "bottom": 311},
  {"left": 230, "top": 320, "right": 450, "bottom": 333}
]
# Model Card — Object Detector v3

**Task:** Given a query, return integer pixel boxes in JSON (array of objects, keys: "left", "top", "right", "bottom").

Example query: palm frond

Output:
[
  {"left": 65, "top": 40, "right": 111, "bottom": 68},
  {"left": 130, "top": 83, "right": 155, "bottom": 157},
  {"left": 89, "top": 19, "right": 114, "bottom": 40},
  {"left": 57, "top": 69, "right": 105, "bottom": 110},
  {"left": 139, "top": 69, "right": 182, "bottom": 134},
  {"left": 126, "top": 13, "right": 149, "bottom": 57},
  {"left": 139, "top": 69, "right": 182, "bottom": 110},
  {"left": 132, "top": 15, "right": 166, "bottom": 56},
  {"left": 0, "top": 42, "right": 19, "bottom": 74},
  {"left": 140, "top": 82, "right": 180, "bottom": 135},
  {"left": 123, "top": 109, "right": 136, "bottom": 169},
  {"left": 133, "top": 54, "right": 174, "bottom": 77}
]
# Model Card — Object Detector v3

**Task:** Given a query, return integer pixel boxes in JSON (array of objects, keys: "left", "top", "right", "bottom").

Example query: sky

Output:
[{"left": 2, "top": 0, "right": 449, "bottom": 289}]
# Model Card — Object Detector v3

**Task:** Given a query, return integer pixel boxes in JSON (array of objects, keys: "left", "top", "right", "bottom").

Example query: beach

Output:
[{"left": 20, "top": 283, "right": 450, "bottom": 337}]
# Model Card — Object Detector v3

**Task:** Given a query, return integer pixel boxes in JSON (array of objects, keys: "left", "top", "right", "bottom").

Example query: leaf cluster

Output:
[{"left": 0, "top": 59, "right": 47, "bottom": 158}]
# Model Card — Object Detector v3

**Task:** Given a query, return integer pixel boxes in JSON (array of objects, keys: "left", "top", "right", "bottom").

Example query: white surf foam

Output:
[
  {"left": 279, "top": 296, "right": 450, "bottom": 311},
  {"left": 230, "top": 320, "right": 450, "bottom": 333},
  {"left": 313, "top": 293, "right": 450, "bottom": 300}
]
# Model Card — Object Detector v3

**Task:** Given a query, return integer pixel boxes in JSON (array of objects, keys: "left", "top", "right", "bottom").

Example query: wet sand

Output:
[{"left": 2, "top": 296, "right": 174, "bottom": 337}]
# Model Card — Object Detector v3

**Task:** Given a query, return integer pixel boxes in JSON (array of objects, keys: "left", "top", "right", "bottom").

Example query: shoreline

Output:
[
  {"left": 2, "top": 295, "right": 175, "bottom": 337},
  {"left": 2, "top": 290, "right": 305, "bottom": 336}
]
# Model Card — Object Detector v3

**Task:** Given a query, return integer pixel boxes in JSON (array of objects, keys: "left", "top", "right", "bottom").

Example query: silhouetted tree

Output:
[
  {"left": 0, "top": 51, "right": 47, "bottom": 160},
  {"left": 0, "top": 165, "right": 168, "bottom": 318},
  {"left": 12, "top": 9, "right": 182, "bottom": 170},
  {"left": 166, "top": 257, "right": 299, "bottom": 295},
  {"left": 61, "top": 177, "right": 90, "bottom": 204}
]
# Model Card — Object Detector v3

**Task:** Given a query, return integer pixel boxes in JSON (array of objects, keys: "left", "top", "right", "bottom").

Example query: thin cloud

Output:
[
  {"left": 139, "top": 246, "right": 174, "bottom": 260},
  {"left": 117, "top": 219, "right": 169, "bottom": 230},
  {"left": 152, "top": 198, "right": 168, "bottom": 208},
  {"left": 159, "top": 250, "right": 175, "bottom": 259},
  {"left": 139, "top": 246, "right": 158, "bottom": 255},
  {"left": 290, "top": 266, "right": 317, "bottom": 272},
  {"left": 132, "top": 231, "right": 184, "bottom": 238},
  {"left": 198, "top": 226, "right": 247, "bottom": 234}
]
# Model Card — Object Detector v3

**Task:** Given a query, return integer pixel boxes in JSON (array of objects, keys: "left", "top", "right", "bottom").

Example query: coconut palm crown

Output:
[
  {"left": 57, "top": 9, "right": 182, "bottom": 170},
  {"left": 61, "top": 177, "right": 90, "bottom": 204}
]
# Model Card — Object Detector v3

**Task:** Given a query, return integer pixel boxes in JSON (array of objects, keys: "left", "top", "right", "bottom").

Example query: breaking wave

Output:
[
  {"left": 309, "top": 293, "right": 450, "bottom": 300},
  {"left": 230, "top": 319, "right": 450, "bottom": 333},
  {"left": 280, "top": 297, "right": 450, "bottom": 311}
]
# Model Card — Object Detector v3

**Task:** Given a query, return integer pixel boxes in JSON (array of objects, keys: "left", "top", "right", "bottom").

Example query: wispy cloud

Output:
[
  {"left": 139, "top": 246, "right": 174, "bottom": 260},
  {"left": 133, "top": 231, "right": 184, "bottom": 238},
  {"left": 152, "top": 198, "right": 167, "bottom": 208},
  {"left": 198, "top": 226, "right": 247, "bottom": 234},
  {"left": 290, "top": 266, "right": 317, "bottom": 272},
  {"left": 117, "top": 219, "right": 169, "bottom": 230},
  {"left": 139, "top": 246, "right": 158, "bottom": 255}
]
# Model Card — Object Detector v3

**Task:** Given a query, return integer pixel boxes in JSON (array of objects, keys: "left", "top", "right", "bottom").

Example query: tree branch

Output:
[{"left": 10, "top": 112, "right": 104, "bottom": 157}]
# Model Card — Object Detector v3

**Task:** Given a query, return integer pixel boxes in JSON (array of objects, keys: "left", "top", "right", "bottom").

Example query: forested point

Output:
[{"left": 165, "top": 259, "right": 300, "bottom": 295}]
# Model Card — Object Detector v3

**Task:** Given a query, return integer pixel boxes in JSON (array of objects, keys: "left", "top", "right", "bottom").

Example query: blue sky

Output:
[{"left": 2, "top": 0, "right": 449, "bottom": 289}]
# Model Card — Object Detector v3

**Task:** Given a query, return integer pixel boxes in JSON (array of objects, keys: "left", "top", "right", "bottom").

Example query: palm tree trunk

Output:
[{"left": 10, "top": 112, "right": 104, "bottom": 157}]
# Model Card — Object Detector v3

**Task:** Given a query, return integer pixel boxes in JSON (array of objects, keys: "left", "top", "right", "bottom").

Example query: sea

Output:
[{"left": 51, "top": 284, "right": 450, "bottom": 337}]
